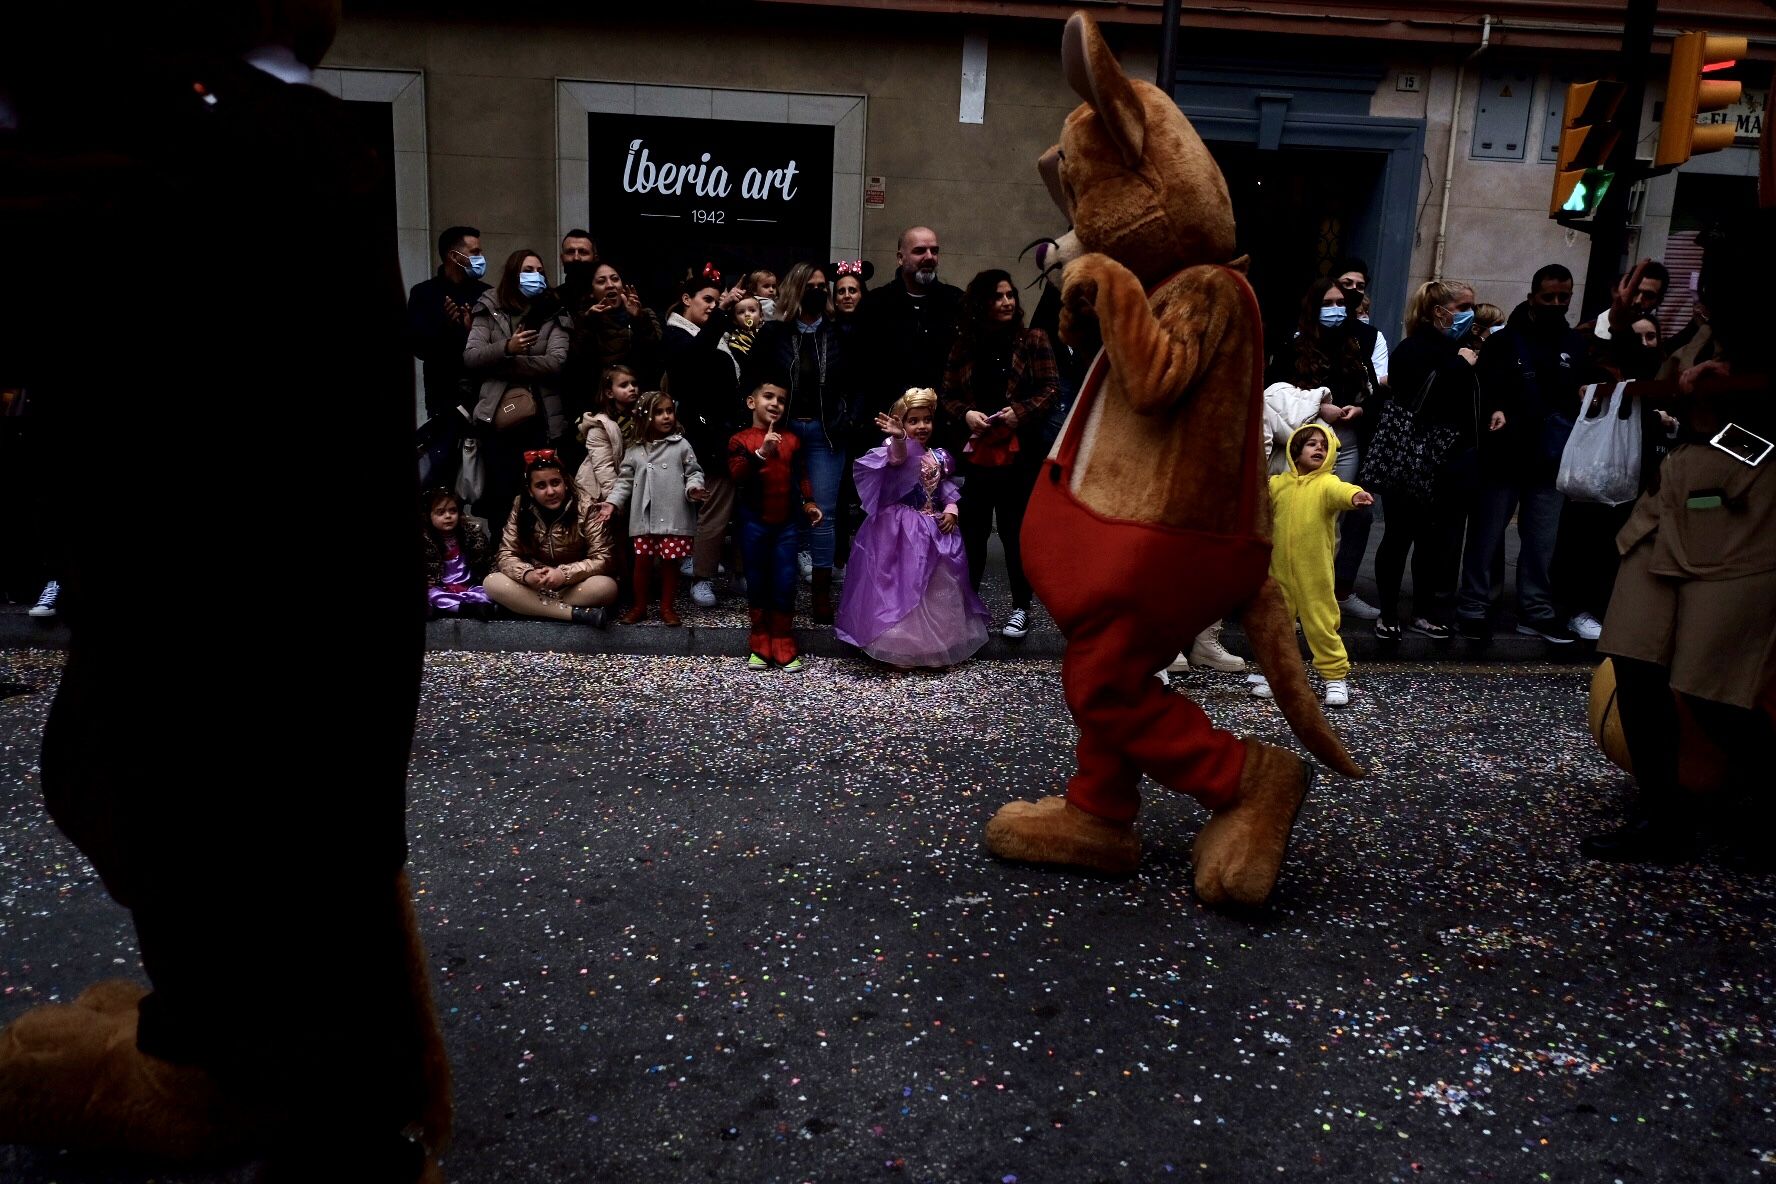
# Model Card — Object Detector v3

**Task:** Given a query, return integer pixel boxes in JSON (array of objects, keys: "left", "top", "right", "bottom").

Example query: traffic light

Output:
[
  {"left": 1550, "top": 80, "right": 1626, "bottom": 218},
  {"left": 1655, "top": 31, "right": 1748, "bottom": 167}
]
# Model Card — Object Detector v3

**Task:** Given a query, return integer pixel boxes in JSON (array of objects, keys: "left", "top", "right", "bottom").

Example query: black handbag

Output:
[{"left": 1360, "top": 367, "right": 1470, "bottom": 501}]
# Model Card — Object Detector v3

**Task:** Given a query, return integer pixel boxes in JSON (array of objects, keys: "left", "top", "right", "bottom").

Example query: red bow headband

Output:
[
  {"left": 836, "top": 260, "right": 863, "bottom": 276},
  {"left": 701, "top": 262, "right": 721, "bottom": 284},
  {"left": 523, "top": 449, "right": 559, "bottom": 466}
]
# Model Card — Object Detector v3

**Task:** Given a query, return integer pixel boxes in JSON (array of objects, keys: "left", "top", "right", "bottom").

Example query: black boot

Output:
[{"left": 572, "top": 605, "right": 609, "bottom": 628}]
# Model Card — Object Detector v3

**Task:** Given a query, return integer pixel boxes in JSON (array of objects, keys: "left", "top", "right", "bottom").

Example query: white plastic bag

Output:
[{"left": 1556, "top": 381, "right": 1641, "bottom": 505}]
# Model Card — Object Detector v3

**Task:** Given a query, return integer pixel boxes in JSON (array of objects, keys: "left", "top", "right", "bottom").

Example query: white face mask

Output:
[
  {"left": 519, "top": 272, "right": 548, "bottom": 297},
  {"left": 457, "top": 252, "right": 486, "bottom": 279}
]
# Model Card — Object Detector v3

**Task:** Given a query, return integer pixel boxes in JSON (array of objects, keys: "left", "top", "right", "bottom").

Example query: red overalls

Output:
[{"left": 1020, "top": 267, "right": 1271, "bottom": 823}]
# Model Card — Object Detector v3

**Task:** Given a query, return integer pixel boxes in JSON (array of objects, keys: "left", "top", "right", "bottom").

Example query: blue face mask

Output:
[
  {"left": 519, "top": 272, "right": 548, "bottom": 297},
  {"left": 1318, "top": 306, "right": 1348, "bottom": 328},
  {"left": 1446, "top": 309, "right": 1475, "bottom": 339},
  {"left": 459, "top": 252, "right": 486, "bottom": 279}
]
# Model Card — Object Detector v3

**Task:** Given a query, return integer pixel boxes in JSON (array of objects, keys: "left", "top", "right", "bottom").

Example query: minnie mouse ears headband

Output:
[{"left": 830, "top": 260, "right": 875, "bottom": 284}]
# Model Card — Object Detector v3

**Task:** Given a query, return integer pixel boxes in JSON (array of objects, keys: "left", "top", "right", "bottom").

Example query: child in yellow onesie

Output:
[{"left": 1252, "top": 424, "right": 1374, "bottom": 708}]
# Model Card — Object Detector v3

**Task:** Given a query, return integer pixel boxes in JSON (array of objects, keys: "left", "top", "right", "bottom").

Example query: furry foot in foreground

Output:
[
  {"left": 985, "top": 795, "right": 1141, "bottom": 876},
  {"left": 1192, "top": 738, "right": 1313, "bottom": 907}
]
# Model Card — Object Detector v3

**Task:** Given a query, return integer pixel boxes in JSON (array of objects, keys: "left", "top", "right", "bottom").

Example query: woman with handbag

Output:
[
  {"left": 939, "top": 269, "right": 1059, "bottom": 641},
  {"left": 1364, "top": 280, "right": 1495, "bottom": 640},
  {"left": 463, "top": 249, "right": 571, "bottom": 527}
]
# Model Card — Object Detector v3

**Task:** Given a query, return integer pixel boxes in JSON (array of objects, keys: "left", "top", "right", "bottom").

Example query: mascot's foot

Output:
[
  {"left": 1192, "top": 739, "right": 1313, "bottom": 907},
  {"left": 985, "top": 795, "right": 1141, "bottom": 875},
  {"left": 0, "top": 980, "right": 255, "bottom": 1162}
]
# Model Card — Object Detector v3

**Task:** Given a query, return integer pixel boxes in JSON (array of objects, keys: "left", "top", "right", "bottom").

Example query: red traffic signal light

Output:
[
  {"left": 1551, "top": 80, "right": 1626, "bottom": 218},
  {"left": 1656, "top": 31, "right": 1749, "bottom": 167}
]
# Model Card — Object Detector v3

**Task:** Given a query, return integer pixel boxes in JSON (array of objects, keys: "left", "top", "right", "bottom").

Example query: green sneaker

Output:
[
  {"left": 747, "top": 653, "right": 769, "bottom": 672},
  {"left": 780, "top": 655, "right": 805, "bottom": 674}
]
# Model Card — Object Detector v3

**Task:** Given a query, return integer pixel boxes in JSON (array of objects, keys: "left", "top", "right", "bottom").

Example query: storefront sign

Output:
[
  {"left": 865, "top": 175, "right": 887, "bottom": 209},
  {"left": 588, "top": 113, "right": 834, "bottom": 305}
]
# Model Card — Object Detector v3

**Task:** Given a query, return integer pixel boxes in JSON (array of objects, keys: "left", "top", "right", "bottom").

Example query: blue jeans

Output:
[
  {"left": 1331, "top": 434, "right": 1372, "bottom": 599},
  {"left": 788, "top": 419, "right": 844, "bottom": 569},
  {"left": 1458, "top": 474, "right": 1563, "bottom": 624},
  {"left": 737, "top": 508, "right": 799, "bottom": 613}
]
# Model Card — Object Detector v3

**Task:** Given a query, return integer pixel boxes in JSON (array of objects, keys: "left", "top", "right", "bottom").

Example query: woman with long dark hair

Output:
[{"left": 940, "top": 269, "right": 1058, "bottom": 640}]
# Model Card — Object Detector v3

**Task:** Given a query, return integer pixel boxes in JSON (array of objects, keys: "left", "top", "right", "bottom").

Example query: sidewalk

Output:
[{"left": 0, "top": 518, "right": 1588, "bottom": 664}]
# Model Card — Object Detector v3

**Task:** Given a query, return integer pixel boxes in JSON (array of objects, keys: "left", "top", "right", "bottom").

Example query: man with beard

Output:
[
  {"left": 1456, "top": 264, "right": 1593, "bottom": 644},
  {"left": 860, "top": 226, "right": 964, "bottom": 419}
]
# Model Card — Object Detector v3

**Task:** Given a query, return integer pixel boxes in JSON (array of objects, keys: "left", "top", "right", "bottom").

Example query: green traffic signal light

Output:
[{"left": 1561, "top": 167, "right": 1615, "bottom": 216}]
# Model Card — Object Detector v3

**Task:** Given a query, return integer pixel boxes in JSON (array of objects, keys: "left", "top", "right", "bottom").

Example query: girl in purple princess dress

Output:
[
  {"left": 422, "top": 487, "right": 496, "bottom": 618},
  {"left": 836, "top": 387, "right": 991, "bottom": 668}
]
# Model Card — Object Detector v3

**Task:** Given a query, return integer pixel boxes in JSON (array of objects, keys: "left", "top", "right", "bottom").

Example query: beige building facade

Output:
[{"left": 321, "top": 2, "right": 1771, "bottom": 419}]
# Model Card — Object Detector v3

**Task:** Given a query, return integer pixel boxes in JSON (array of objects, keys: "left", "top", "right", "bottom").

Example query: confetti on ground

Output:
[{"left": 0, "top": 648, "right": 1770, "bottom": 1182}]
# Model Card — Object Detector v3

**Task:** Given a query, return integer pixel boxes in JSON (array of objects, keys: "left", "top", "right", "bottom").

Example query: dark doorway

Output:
[
  {"left": 1209, "top": 143, "right": 1387, "bottom": 356},
  {"left": 342, "top": 100, "right": 399, "bottom": 235}
]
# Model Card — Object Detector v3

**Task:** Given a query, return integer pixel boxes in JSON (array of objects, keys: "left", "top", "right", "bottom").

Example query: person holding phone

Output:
[
  {"left": 566, "top": 260, "right": 662, "bottom": 409},
  {"left": 464, "top": 249, "right": 570, "bottom": 524}
]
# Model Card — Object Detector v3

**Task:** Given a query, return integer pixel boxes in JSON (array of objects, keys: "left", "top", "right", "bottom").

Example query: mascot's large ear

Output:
[
  {"left": 1037, "top": 143, "right": 1068, "bottom": 216},
  {"left": 1062, "top": 12, "right": 1145, "bottom": 169}
]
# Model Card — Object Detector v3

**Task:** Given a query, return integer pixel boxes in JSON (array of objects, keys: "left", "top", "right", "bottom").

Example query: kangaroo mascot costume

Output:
[{"left": 986, "top": 13, "right": 1365, "bottom": 906}]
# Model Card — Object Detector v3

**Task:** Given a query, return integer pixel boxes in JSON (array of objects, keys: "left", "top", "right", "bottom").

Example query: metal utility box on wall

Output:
[{"left": 1472, "top": 68, "right": 1536, "bottom": 160}]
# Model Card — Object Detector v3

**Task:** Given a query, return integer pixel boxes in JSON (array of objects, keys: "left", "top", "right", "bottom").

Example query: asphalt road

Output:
[{"left": 1, "top": 649, "right": 1770, "bottom": 1183}]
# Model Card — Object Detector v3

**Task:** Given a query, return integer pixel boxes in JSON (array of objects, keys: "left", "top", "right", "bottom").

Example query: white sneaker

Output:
[
  {"left": 1339, "top": 594, "right": 1381, "bottom": 621},
  {"left": 1188, "top": 623, "right": 1247, "bottom": 672},
  {"left": 680, "top": 556, "right": 695, "bottom": 577},
  {"left": 797, "top": 551, "right": 814, "bottom": 584},
  {"left": 27, "top": 580, "right": 59, "bottom": 619},
  {"left": 1249, "top": 676, "right": 1273, "bottom": 700},
  {"left": 690, "top": 579, "right": 717, "bottom": 608},
  {"left": 1323, "top": 679, "right": 1350, "bottom": 707},
  {"left": 1165, "top": 652, "right": 1192, "bottom": 674},
  {"left": 1568, "top": 612, "right": 1603, "bottom": 641},
  {"left": 1001, "top": 608, "right": 1030, "bottom": 639}
]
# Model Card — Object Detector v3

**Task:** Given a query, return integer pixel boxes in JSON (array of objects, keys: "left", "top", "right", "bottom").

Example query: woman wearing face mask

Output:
[
  {"left": 746, "top": 263, "right": 858, "bottom": 622},
  {"left": 662, "top": 266, "right": 747, "bottom": 610},
  {"left": 464, "top": 249, "right": 571, "bottom": 526},
  {"left": 1365, "top": 279, "right": 1500, "bottom": 641},
  {"left": 1264, "top": 277, "right": 1382, "bottom": 620}
]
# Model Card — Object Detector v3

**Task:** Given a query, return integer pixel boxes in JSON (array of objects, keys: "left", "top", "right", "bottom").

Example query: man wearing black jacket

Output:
[
  {"left": 1457, "top": 264, "right": 1590, "bottom": 643},
  {"left": 859, "top": 226, "right": 964, "bottom": 416},
  {"left": 407, "top": 225, "right": 489, "bottom": 420}
]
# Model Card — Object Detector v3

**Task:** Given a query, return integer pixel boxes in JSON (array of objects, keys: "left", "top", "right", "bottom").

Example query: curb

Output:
[{"left": 1, "top": 614, "right": 1590, "bottom": 666}]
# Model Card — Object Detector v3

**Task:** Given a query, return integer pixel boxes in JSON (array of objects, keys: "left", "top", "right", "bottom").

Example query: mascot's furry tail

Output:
[{"left": 1241, "top": 577, "right": 1367, "bottom": 778}]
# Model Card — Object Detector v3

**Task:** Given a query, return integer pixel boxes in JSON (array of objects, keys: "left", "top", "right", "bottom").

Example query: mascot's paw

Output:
[
  {"left": 1192, "top": 740, "right": 1312, "bottom": 908},
  {"left": 0, "top": 980, "right": 252, "bottom": 1162},
  {"left": 985, "top": 795, "right": 1141, "bottom": 875}
]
